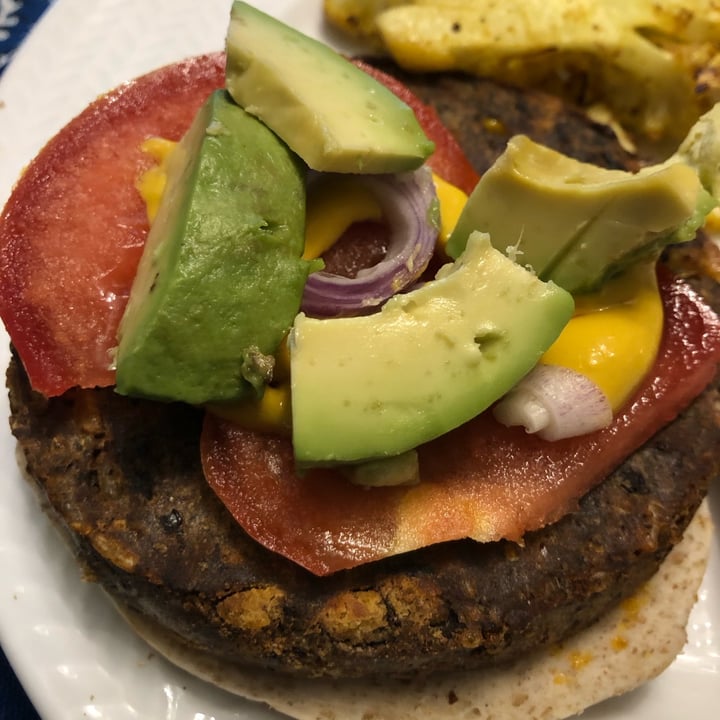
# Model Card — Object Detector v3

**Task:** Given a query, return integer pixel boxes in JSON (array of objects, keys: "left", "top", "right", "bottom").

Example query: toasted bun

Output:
[{"left": 115, "top": 501, "right": 711, "bottom": 720}]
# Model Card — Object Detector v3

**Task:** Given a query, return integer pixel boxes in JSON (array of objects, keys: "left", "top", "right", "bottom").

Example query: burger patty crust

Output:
[{"left": 6, "top": 68, "right": 720, "bottom": 680}]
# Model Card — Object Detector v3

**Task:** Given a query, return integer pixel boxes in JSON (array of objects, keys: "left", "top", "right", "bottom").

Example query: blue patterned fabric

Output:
[{"left": 0, "top": 0, "right": 54, "bottom": 75}]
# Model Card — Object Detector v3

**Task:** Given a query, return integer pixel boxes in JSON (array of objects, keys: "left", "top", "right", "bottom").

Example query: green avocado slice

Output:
[
  {"left": 225, "top": 1, "right": 434, "bottom": 174},
  {"left": 290, "top": 232, "right": 574, "bottom": 465},
  {"left": 446, "top": 134, "right": 714, "bottom": 294},
  {"left": 115, "top": 90, "right": 313, "bottom": 405}
]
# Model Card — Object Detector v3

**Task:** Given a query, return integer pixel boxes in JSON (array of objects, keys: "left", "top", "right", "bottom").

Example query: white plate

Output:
[{"left": 0, "top": 1, "right": 717, "bottom": 718}]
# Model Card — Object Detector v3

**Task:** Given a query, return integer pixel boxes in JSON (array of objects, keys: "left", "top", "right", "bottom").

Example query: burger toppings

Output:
[
  {"left": 286, "top": 99, "right": 719, "bottom": 462},
  {"left": 0, "top": 25, "right": 475, "bottom": 403},
  {"left": 203, "top": 2, "right": 720, "bottom": 574},
  {"left": 2, "top": 3, "right": 720, "bottom": 577},
  {"left": 492, "top": 364, "right": 613, "bottom": 441},
  {"left": 201, "top": 268, "right": 720, "bottom": 574},
  {"left": 291, "top": 232, "right": 573, "bottom": 464},
  {"left": 540, "top": 263, "right": 664, "bottom": 411}
]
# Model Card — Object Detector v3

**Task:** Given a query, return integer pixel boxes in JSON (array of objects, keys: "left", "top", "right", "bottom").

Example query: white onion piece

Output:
[
  {"left": 493, "top": 364, "right": 613, "bottom": 441},
  {"left": 301, "top": 166, "right": 439, "bottom": 318}
]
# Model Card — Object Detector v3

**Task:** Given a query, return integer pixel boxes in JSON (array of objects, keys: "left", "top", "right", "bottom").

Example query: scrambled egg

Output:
[{"left": 325, "top": 0, "right": 720, "bottom": 149}]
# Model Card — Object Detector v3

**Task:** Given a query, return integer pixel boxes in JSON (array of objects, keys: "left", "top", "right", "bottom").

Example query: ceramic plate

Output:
[{"left": 0, "top": 1, "right": 717, "bottom": 718}]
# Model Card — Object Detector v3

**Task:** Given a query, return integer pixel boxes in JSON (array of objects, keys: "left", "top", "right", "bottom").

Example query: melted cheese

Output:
[
  {"left": 136, "top": 137, "right": 177, "bottom": 222},
  {"left": 541, "top": 263, "right": 663, "bottom": 411},
  {"left": 304, "top": 178, "right": 382, "bottom": 259},
  {"left": 207, "top": 384, "right": 292, "bottom": 433},
  {"left": 433, "top": 173, "right": 468, "bottom": 251}
]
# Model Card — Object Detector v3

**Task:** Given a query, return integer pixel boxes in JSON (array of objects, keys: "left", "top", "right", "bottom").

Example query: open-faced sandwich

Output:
[{"left": 1, "top": 3, "right": 719, "bottom": 719}]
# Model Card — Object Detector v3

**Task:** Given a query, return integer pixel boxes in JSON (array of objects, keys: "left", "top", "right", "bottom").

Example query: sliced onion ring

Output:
[
  {"left": 492, "top": 364, "right": 613, "bottom": 441},
  {"left": 301, "top": 166, "right": 439, "bottom": 318}
]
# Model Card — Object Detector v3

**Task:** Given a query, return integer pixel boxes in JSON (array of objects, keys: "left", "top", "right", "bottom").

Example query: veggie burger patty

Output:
[{"left": 5, "top": 57, "right": 719, "bottom": 680}]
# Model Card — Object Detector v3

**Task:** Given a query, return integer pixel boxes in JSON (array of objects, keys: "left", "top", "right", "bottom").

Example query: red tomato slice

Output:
[
  {"left": 0, "top": 53, "right": 477, "bottom": 397},
  {"left": 201, "top": 268, "right": 720, "bottom": 576},
  {"left": 0, "top": 53, "right": 226, "bottom": 396}
]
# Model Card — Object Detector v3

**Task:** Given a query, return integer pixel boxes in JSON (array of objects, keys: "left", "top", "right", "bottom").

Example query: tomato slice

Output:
[
  {"left": 0, "top": 53, "right": 226, "bottom": 396},
  {"left": 0, "top": 53, "right": 477, "bottom": 397},
  {"left": 201, "top": 268, "right": 720, "bottom": 575}
]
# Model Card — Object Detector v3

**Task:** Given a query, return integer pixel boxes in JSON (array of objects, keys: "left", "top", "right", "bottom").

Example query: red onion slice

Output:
[
  {"left": 301, "top": 167, "right": 439, "bottom": 317},
  {"left": 493, "top": 364, "right": 613, "bottom": 441}
]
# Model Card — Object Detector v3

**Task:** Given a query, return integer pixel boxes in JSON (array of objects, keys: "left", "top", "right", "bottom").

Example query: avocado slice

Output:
[
  {"left": 115, "top": 90, "right": 313, "bottom": 405},
  {"left": 672, "top": 103, "right": 720, "bottom": 198},
  {"left": 446, "top": 134, "right": 715, "bottom": 293},
  {"left": 290, "top": 232, "right": 574, "bottom": 464},
  {"left": 225, "top": 1, "right": 434, "bottom": 174}
]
